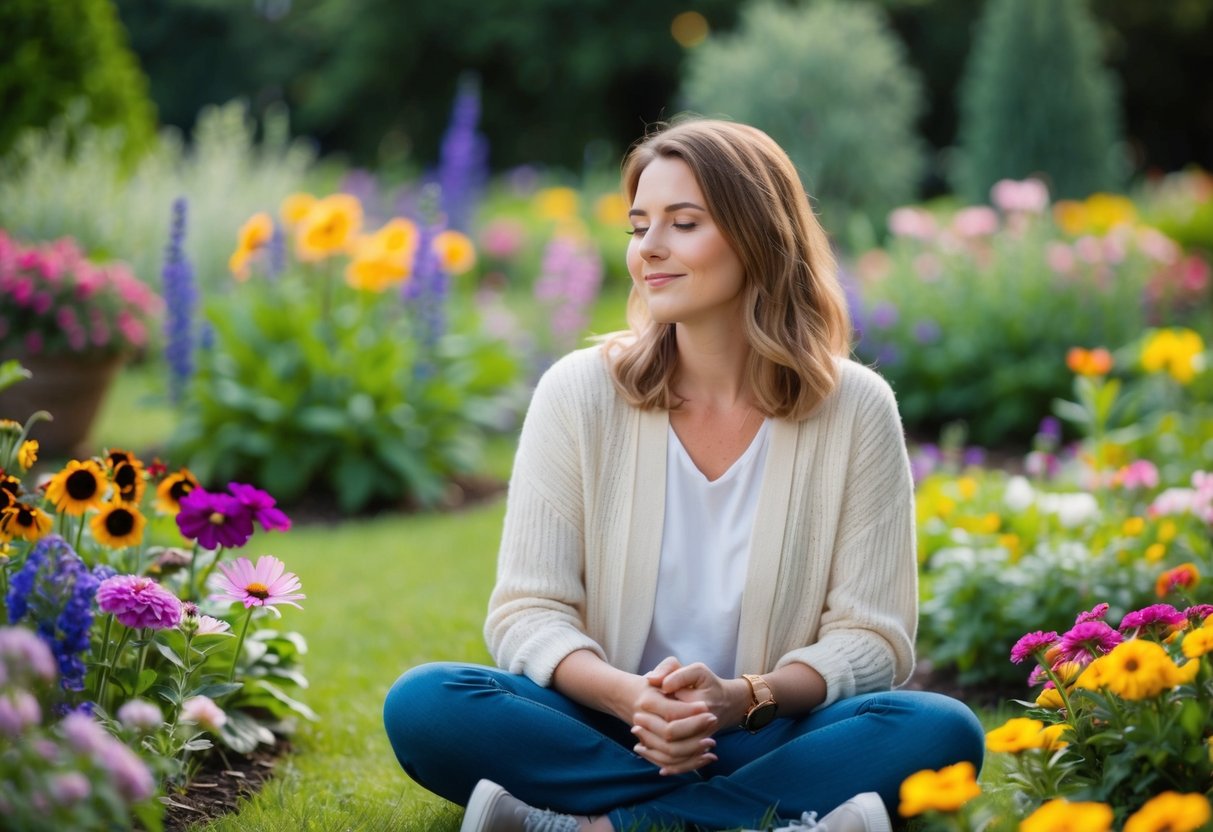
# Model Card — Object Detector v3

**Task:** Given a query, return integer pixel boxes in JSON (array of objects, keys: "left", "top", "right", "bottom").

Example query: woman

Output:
[{"left": 383, "top": 119, "right": 984, "bottom": 832}]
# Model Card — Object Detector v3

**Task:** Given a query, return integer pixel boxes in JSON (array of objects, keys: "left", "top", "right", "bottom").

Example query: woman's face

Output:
[{"left": 626, "top": 155, "right": 746, "bottom": 328}]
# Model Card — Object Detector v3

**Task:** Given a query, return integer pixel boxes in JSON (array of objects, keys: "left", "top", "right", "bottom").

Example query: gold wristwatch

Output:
[{"left": 741, "top": 673, "right": 778, "bottom": 732}]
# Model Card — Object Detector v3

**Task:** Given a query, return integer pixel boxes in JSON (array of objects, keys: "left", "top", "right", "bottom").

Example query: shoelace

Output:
[
  {"left": 523, "top": 808, "right": 581, "bottom": 832},
  {"left": 771, "top": 811, "right": 823, "bottom": 832}
]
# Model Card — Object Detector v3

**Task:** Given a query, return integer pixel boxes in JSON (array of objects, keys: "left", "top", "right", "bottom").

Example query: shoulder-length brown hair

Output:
[{"left": 606, "top": 118, "right": 851, "bottom": 421}]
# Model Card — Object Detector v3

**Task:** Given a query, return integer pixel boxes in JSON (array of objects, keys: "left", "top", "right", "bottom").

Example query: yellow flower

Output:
[
  {"left": 986, "top": 717, "right": 1046, "bottom": 753},
  {"left": 295, "top": 194, "right": 363, "bottom": 262},
  {"left": 368, "top": 218, "right": 419, "bottom": 259},
  {"left": 1039, "top": 723, "right": 1070, "bottom": 750},
  {"left": 1035, "top": 686, "right": 1066, "bottom": 709},
  {"left": 1020, "top": 799, "right": 1114, "bottom": 832},
  {"left": 1158, "top": 521, "right": 1178, "bottom": 544},
  {"left": 897, "top": 761, "right": 981, "bottom": 817},
  {"left": 594, "top": 192, "right": 629, "bottom": 226},
  {"left": 977, "top": 513, "right": 1001, "bottom": 534},
  {"left": 1170, "top": 657, "right": 1201, "bottom": 685},
  {"left": 432, "top": 229, "right": 477, "bottom": 275},
  {"left": 280, "top": 192, "right": 318, "bottom": 230},
  {"left": 16, "top": 440, "right": 37, "bottom": 471},
  {"left": 936, "top": 496, "right": 956, "bottom": 519},
  {"left": 1084, "top": 193, "right": 1138, "bottom": 233},
  {"left": 534, "top": 186, "right": 579, "bottom": 221},
  {"left": 155, "top": 469, "right": 200, "bottom": 515},
  {"left": 229, "top": 212, "right": 275, "bottom": 280},
  {"left": 1054, "top": 201, "right": 1089, "bottom": 236},
  {"left": 1124, "top": 792, "right": 1211, "bottom": 832},
  {"left": 999, "top": 533, "right": 1022, "bottom": 560},
  {"left": 90, "top": 501, "right": 147, "bottom": 549},
  {"left": 345, "top": 253, "right": 410, "bottom": 293},
  {"left": 0, "top": 503, "right": 53, "bottom": 542},
  {"left": 1145, "top": 543, "right": 1167, "bottom": 562},
  {"left": 1098, "top": 639, "right": 1174, "bottom": 700},
  {"left": 45, "top": 460, "right": 108, "bottom": 516},
  {"left": 1141, "top": 328, "right": 1205, "bottom": 385},
  {"left": 957, "top": 476, "right": 978, "bottom": 499},
  {"left": 1122, "top": 516, "right": 1146, "bottom": 536}
]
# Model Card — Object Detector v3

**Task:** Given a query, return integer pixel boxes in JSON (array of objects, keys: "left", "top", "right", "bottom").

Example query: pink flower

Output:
[
  {"left": 194, "top": 615, "right": 231, "bottom": 636},
  {"left": 1117, "top": 460, "right": 1160, "bottom": 490},
  {"left": 117, "top": 699, "right": 163, "bottom": 732},
  {"left": 1058, "top": 621, "right": 1122, "bottom": 664},
  {"left": 1046, "top": 242, "right": 1075, "bottom": 275},
  {"left": 48, "top": 772, "right": 90, "bottom": 807},
  {"left": 991, "top": 178, "right": 1049, "bottom": 214},
  {"left": 0, "top": 690, "right": 42, "bottom": 738},
  {"left": 212, "top": 555, "right": 305, "bottom": 614},
  {"left": 96, "top": 575, "right": 183, "bottom": 630},
  {"left": 887, "top": 207, "right": 938, "bottom": 241},
  {"left": 1183, "top": 604, "right": 1213, "bottom": 626},
  {"left": 1119, "top": 603, "right": 1186, "bottom": 637},
  {"left": 1011, "top": 630, "right": 1060, "bottom": 664},
  {"left": 180, "top": 695, "right": 227, "bottom": 733},
  {"left": 1075, "top": 603, "right": 1110, "bottom": 625},
  {"left": 951, "top": 206, "right": 999, "bottom": 238},
  {"left": 0, "top": 626, "right": 58, "bottom": 682}
]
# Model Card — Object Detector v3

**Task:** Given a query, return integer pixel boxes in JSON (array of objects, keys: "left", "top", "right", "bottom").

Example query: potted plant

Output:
[{"left": 0, "top": 229, "right": 163, "bottom": 456}]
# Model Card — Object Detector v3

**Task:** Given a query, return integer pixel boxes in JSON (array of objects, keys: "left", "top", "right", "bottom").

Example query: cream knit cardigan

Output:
[{"left": 485, "top": 345, "right": 918, "bottom": 709}]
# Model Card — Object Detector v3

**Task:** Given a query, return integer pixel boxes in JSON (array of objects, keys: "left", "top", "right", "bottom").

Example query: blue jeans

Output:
[{"left": 383, "top": 662, "right": 984, "bottom": 831}]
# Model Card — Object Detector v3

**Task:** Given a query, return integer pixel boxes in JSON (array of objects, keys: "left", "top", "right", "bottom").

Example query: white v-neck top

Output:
[{"left": 639, "top": 419, "right": 772, "bottom": 678}]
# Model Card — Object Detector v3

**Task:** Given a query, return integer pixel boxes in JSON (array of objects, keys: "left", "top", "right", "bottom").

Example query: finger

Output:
[
  {"left": 658, "top": 751, "right": 718, "bottom": 776},
  {"left": 633, "top": 710, "right": 718, "bottom": 742},
  {"left": 644, "top": 656, "right": 682, "bottom": 686},
  {"left": 660, "top": 663, "right": 713, "bottom": 696},
  {"left": 635, "top": 695, "right": 710, "bottom": 724},
  {"left": 633, "top": 736, "right": 717, "bottom": 768}
]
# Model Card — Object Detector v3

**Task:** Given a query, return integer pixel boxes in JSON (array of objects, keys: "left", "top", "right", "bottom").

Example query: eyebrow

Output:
[{"left": 628, "top": 201, "right": 707, "bottom": 217}]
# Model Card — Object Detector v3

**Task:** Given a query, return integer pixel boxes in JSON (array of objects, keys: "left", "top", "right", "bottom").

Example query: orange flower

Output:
[
  {"left": 1156, "top": 563, "right": 1200, "bottom": 598},
  {"left": 1066, "top": 346, "right": 1113, "bottom": 377},
  {"left": 280, "top": 193, "right": 318, "bottom": 230},
  {"left": 432, "top": 229, "right": 477, "bottom": 275},
  {"left": 295, "top": 194, "right": 363, "bottom": 262}
]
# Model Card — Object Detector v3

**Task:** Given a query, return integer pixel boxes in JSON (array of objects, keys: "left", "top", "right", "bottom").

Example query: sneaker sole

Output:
[
  {"left": 849, "top": 793, "right": 892, "bottom": 832},
  {"left": 461, "top": 779, "right": 507, "bottom": 832}
]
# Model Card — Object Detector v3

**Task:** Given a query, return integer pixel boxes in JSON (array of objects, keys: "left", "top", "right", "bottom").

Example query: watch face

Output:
[{"left": 746, "top": 701, "right": 778, "bottom": 731}]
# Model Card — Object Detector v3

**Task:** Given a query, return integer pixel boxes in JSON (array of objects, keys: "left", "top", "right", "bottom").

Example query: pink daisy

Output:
[
  {"left": 1010, "top": 630, "right": 1060, "bottom": 664},
  {"left": 212, "top": 555, "right": 305, "bottom": 615}
]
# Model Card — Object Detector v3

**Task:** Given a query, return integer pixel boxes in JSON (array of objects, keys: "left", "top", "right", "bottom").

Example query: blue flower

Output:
[
  {"left": 437, "top": 74, "right": 489, "bottom": 233},
  {"left": 162, "top": 197, "right": 197, "bottom": 405}
]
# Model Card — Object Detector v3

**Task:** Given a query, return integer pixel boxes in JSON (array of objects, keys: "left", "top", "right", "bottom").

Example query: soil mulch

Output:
[{"left": 160, "top": 739, "right": 289, "bottom": 831}]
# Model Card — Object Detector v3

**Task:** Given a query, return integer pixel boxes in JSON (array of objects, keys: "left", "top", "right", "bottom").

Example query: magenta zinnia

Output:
[
  {"left": 175, "top": 487, "right": 255, "bottom": 550},
  {"left": 1075, "top": 602, "right": 1110, "bottom": 625},
  {"left": 1058, "top": 621, "right": 1123, "bottom": 664},
  {"left": 1011, "top": 630, "right": 1060, "bottom": 664},
  {"left": 96, "top": 575, "right": 183, "bottom": 630},
  {"left": 1120, "top": 603, "right": 1187, "bottom": 638},
  {"left": 212, "top": 555, "right": 305, "bottom": 613}
]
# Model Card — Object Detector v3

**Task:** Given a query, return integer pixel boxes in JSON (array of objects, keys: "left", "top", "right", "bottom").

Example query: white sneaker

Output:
[
  {"left": 767, "top": 793, "right": 892, "bottom": 832},
  {"left": 460, "top": 779, "right": 581, "bottom": 832}
]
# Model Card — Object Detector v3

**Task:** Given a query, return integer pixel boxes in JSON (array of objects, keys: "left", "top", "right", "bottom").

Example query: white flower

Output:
[
  {"left": 194, "top": 615, "right": 231, "bottom": 636},
  {"left": 1003, "top": 476, "right": 1036, "bottom": 513},
  {"left": 180, "top": 695, "right": 227, "bottom": 733},
  {"left": 1038, "top": 492, "right": 1100, "bottom": 528}
]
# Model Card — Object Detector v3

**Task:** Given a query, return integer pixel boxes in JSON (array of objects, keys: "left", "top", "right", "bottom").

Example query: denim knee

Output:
[
  {"left": 382, "top": 662, "right": 459, "bottom": 769},
  {"left": 915, "top": 690, "right": 986, "bottom": 772}
]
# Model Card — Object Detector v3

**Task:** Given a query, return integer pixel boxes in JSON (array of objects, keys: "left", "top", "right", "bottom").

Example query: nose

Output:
[{"left": 638, "top": 227, "right": 666, "bottom": 260}]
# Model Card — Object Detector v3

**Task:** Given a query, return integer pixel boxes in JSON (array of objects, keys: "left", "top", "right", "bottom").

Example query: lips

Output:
[{"left": 644, "top": 272, "right": 684, "bottom": 287}]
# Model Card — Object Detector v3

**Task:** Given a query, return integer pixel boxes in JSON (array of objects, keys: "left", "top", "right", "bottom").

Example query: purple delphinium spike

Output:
[
  {"left": 437, "top": 74, "right": 489, "bottom": 233},
  {"left": 162, "top": 197, "right": 196, "bottom": 405}
]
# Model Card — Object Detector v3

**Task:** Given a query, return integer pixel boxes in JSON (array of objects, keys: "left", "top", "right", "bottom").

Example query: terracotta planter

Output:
[{"left": 0, "top": 351, "right": 126, "bottom": 458}]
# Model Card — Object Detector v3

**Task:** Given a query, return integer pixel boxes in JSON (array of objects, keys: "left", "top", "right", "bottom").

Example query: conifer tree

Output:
[{"left": 953, "top": 0, "right": 1123, "bottom": 203}]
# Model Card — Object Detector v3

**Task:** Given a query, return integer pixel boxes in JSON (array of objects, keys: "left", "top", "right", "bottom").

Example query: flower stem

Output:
[
  {"left": 228, "top": 606, "right": 254, "bottom": 683},
  {"left": 195, "top": 546, "right": 226, "bottom": 600},
  {"left": 186, "top": 542, "right": 200, "bottom": 601},
  {"left": 134, "top": 627, "right": 151, "bottom": 691},
  {"left": 98, "top": 623, "right": 133, "bottom": 712}
]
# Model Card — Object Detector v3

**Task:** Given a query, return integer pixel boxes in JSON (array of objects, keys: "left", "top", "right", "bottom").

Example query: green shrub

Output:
[
  {"left": 680, "top": 0, "right": 925, "bottom": 242},
  {"left": 0, "top": 0, "right": 156, "bottom": 162},
  {"left": 0, "top": 101, "right": 318, "bottom": 300},
  {"left": 952, "top": 0, "right": 1123, "bottom": 203},
  {"left": 851, "top": 183, "right": 1201, "bottom": 446}
]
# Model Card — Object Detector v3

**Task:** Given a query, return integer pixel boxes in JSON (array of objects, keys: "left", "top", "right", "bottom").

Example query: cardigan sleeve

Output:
[
  {"left": 483, "top": 353, "right": 608, "bottom": 686},
  {"left": 775, "top": 366, "right": 918, "bottom": 706}
]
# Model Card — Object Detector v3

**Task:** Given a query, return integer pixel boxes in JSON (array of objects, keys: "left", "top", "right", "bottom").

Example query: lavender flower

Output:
[
  {"left": 404, "top": 219, "right": 447, "bottom": 359},
  {"left": 162, "top": 197, "right": 197, "bottom": 405},
  {"left": 5, "top": 537, "right": 102, "bottom": 692},
  {"left": 533, "top": 234, "right": 604, "bottom": 354},
  {"left": 913, "top": 318, "right": 942, "bottom": 344},
  {"left": 0, "top": 626, "right": 58, "bottom": 684},
  {"left": 437, "top": 74, "right": 489, "bottom": 232}
]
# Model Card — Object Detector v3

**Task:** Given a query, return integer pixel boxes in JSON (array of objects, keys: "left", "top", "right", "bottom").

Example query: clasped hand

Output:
[{"left": 627, "top": 656, "right": 738, "bottom": 776}]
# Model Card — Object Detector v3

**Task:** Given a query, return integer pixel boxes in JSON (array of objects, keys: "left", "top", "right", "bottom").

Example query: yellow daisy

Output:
[
  {"left": 155, "top": 469, "right": 200, "bottom": 515},
  {"left": 1, "top": 503, "right": 53, "bottom": 542},
  {"left": 91, "top": 501, "right": 147, "bottom": 549},
  {"left": 1020, "top": 800, "right": 1113, "bottom": 832},
  {"left": 986, "top": 717, "right": 1046, "bottom": 753},
  {"left": 898, "top": 761, "right": 981, "bottom": 817},
  {"left": 45, "top": 460, "right": 108, "bottom": 516}
]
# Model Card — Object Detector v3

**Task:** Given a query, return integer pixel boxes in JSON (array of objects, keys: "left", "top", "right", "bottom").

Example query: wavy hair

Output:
[{"left": 606, "top": 118, "right": 851, "bottom": 420}]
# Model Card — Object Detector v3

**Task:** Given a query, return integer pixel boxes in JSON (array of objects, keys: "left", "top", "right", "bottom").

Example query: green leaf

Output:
[
  {"left": 190, "top": 682, "right": 243, "bottom": 700},
  {"left": 217, "top": 710, "right": 275, "bottom": 754},
  {"left": 153, "top": 641, "right": 185, "bottom": 669},
  {"left": 134, "top": 668, "right": 158, "bottom": 696}
]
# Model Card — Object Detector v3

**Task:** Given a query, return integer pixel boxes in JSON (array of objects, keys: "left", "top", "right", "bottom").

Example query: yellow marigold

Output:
[
  {"left": 370, "top": 218, "right": 420, "bottom": 258},
  {"left": 1035, "top": 687, "right": 1066, "bottom": 709},
  {"left": 898, "top": 761, "right": 981, "bottom": 817},
  {"left": 594, "top": 192, "right": 629, "bottom": 226},
  {"left": 1170, "top": 657, "right": 1200, "bottom": 685},
  {"left": 986, "top": 717, "right": 1046, "bottom": 753},
  {"left": 1123, "top": 792, "right": 1211, "bottom": 832},
  {"left": 936, "top": 496, "right": 956, "bottom": 519},
  {"left": 432, "top": 229, "right": 477, "bottom": 275},
  {"left": 1066, "top": 346, "right": 1114, "bottom": 377},
  {"left": 957, "top": 476, "right": 978, "bottom": 500},
  {"left": 280, "top": 192, "right": 318, "bottom": 230},
  {"left": 1054, "top": 201, "right": 1089, "bottom": 236},
  {"left": 345, "top": 253, "right": 410, "bottom": 293},
  {"left": 1122, "top": 516, "right": 1146, "bottom": 536},
  {"left": 535, "top": 186, "right": 579, "bottom": 221},
  {"left": 1141, "top": 328, "right": 1205, "bottom": 385},
  {"left": 237, "top": 212, "right": 274, "bottom": 253},
  {"left": 1145, "top": 543, "right": 1167, "bottom": 562},
  {"left": 295, "top": 194, "right": 363, "bottom": 262},
  {"left": 1098, "top": 639, "right": 1175, "bottom": 700},
  {"left": 1021, "top": 799, "right": 1114, "bottom": 832},
  {"left": 1082, "top": 193, "right": 1138, "bottom": 234},
  {"left": 999, "top": 533, "right": 1022, "bottom": 560},
  {"left": 16, "top": 440, "right": 37, "bottom": 471},
  {"left": 978, "top": 513, "right": 1001, "bottom": 534}
]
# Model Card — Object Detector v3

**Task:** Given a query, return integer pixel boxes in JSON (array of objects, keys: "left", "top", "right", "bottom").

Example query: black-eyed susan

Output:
[
  {"left": 156, "top": 469, "right": 200, "bottom": 515},
  {"left": 17, "top": 440, "right": 37, "bottom": 471},
  {"left": 110, "top": 460, "right": 146, "bottom": 504},
  {"left": 45, "top": 460, "right": 108, "bottom": 515},
  {"left": 0, "top": 474, "right": 20, "bottom": 511},
  {"left": 1, "top": 502, "right": 53, "bottom": 541},
  {"left": 91, "top": 501, "right": 147, "bottom": 549}
]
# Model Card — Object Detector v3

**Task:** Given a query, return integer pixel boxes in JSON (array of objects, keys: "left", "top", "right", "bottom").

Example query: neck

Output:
[{"left": 672, "top": 318, "right": 752, "bottom": 408}]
